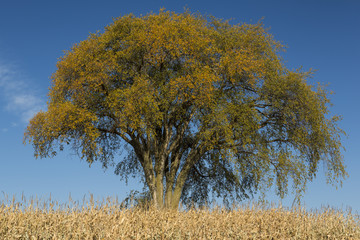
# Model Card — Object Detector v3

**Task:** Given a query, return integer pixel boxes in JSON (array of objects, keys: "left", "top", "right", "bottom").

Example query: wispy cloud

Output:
[{"left": 0, "top": 62, "right": 45, "bottom": 123}]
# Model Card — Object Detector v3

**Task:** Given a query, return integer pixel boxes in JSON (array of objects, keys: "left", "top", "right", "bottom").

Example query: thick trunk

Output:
[
  {"left": 169, "top": 167, "right": 190, "bottom": 210},
  {"left": 153, "top": 174, "right": 164, "bottom": 209},
  {"left": 164, "top": 183, "right": 173, "bottom": 209},
  {"left": 141, "top": 154, "right": 203, "bottom": 210},
  {"left": 145, "top": 168, "right": 193, "bottom": 210},
  {"left": 164, "top": 147, "right": 182, "bottom": 209},
  {"left": 170, "top": 186, "right": 183, "bottom": 210},
  {"left": 135, "top": 123, "right": 203, "bottom": 211},
  {"left": 151, "top": 184, "right": 182, "bottom": 210},
  {"left": 164, "top": 185, "right": 183, "bottom": 210},
  {"left": 169, "top": 146, "right": 206, "bottom": 210},
  {"left": 150, "top": 167, "right": 185, "bottom": 210}
]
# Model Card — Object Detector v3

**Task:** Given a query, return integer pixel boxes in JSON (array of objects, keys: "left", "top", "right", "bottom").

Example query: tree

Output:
[{"left": 24, "top": 9, "right": 347, "bottom": 210}]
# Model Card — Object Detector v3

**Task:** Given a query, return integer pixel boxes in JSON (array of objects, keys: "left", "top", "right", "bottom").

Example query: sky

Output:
[{"left": 0, "top": 0, "right": 359, "bottom": 214}]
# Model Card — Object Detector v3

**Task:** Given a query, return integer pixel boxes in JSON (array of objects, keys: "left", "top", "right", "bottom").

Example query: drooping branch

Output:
[
  {"left": 96, "top": 127, "right": 132, "bottom": 144},
  {"left": 193, "top": 164, "right": 212, "bottom": 178}
]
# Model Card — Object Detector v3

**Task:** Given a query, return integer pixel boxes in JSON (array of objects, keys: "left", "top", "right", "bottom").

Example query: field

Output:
[{"left": 1, "top": 194, "right": 359, "bottom": 239}]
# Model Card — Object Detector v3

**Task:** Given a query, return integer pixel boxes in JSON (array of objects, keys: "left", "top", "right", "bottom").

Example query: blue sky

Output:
[{"left": 0, "top": 0, "right": 359, "bottom": 213}]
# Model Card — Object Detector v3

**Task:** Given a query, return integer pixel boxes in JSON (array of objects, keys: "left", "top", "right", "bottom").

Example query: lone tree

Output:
[{"left": 24, "top": 10, "right": 347, "bottom": 210}]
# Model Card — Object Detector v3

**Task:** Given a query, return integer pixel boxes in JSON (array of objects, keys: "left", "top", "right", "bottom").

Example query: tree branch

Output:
[
  {"left": 96, "top": 127, "right": 132, "bottom": 144},
  {"left": 193, "top": 164, "right": 212, "bottom": 178},
  {"left": 166, "top": 107, "right": 196, "bottom": 155}
]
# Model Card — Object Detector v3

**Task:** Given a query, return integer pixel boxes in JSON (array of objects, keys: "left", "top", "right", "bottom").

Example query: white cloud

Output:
[{"left": 0, "top": 62, "right": 45, "bottom": 122}]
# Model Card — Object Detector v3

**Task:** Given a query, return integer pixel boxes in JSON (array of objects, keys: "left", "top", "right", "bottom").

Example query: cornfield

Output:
[{"left": 1, "top": 193, "right": 359, "bottom": 239}]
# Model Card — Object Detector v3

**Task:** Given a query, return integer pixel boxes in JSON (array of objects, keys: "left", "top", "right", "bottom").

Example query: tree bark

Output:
[{"left": 154, "top": 173, "right": 164, "bottom": 209}]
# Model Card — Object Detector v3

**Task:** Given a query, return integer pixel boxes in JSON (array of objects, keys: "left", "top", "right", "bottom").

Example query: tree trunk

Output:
[
  {"left": 170, "top": 186, "right": 182, "bottom": 210},
  {"left": 149, "top": 173, "right": 184, "bottom": 210},
  {"left": 153, "top": 174, "right": 164, "bottom": 209},
  {"left": 164, "top": 182, "right": 173, "bottom": 209},
  {"left": 140, "top": 138, "right": 202, "bottom": 211}
]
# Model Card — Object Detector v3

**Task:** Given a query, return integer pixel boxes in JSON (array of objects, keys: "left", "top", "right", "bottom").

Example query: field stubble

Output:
[{"left": 0, "top": 193, "right": 359, "bottom": 239}]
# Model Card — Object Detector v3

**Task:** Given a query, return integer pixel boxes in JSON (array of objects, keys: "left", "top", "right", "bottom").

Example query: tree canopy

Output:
[{"left": 24, "top": 9, "right": 347, "bottom": 210}]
